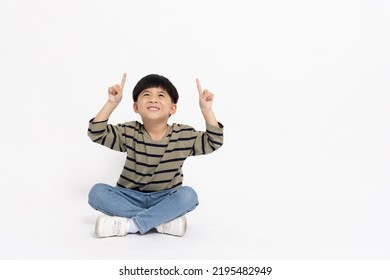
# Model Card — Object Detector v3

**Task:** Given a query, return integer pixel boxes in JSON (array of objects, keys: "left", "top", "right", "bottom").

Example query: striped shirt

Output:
[{"left": 88, "top": 119, "right": 224, "bottom": 191}]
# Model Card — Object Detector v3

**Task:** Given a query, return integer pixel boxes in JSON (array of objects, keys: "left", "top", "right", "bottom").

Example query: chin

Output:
[{"left": 141, "top": 115, "right": 169, "bottom": 122}]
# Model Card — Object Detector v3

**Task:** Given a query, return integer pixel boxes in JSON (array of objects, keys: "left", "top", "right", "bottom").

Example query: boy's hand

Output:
[
  {"left": 196, "top": 78, "right": 214, "bottom": 110},
  {"left": 108, "top": 73, "right": 127, "bottom": 104}
]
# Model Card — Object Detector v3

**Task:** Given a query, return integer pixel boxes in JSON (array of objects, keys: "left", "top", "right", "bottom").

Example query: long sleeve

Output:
[
  {"left": 190, "top": 122, "right": 224, "bottom": 156},
  {"left": 87, "top": 118, "right": 127, "bottom": 152}
]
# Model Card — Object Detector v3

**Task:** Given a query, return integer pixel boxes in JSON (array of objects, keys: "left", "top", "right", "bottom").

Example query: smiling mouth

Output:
[{"left": 147, "top": 106, "right": 160, "bottom": 111}]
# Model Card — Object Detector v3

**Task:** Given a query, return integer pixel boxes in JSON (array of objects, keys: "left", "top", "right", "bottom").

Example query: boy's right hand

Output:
[{"left": 108, "top": 73, "right": 127, "bottom": 104}]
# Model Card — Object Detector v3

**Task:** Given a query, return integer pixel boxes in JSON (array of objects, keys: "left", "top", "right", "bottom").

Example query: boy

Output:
[{"left": 87, "top": 73, "right": 223, "bottom": 237}]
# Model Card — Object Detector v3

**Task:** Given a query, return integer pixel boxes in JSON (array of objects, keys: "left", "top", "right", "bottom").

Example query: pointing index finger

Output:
[
  {"left": 196, "top": 78, "right": 203, "bottom": 96},
  {"left": 120, "top": 73, "right": 127, "bottom": 88}
]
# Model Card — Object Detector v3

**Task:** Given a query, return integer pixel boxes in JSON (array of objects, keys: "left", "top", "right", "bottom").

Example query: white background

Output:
[{"left": 0, "top": 0, "right": 389, "bottom": 259}]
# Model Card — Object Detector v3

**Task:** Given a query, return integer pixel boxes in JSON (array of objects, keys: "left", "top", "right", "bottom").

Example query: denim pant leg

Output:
[
  {"left": 88, "top": 183, "right": 148, "bottom": 217},
  {"left": 88, "top": 183, "right": 199, "bottom": 234},
  {"left": 132, "top": 186, "right": 199, "bottom": 234}
]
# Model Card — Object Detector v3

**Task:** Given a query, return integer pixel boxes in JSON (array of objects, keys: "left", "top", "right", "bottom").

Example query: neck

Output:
[{"left": 142, "top": 120, "right": 168, "bottom": 141}]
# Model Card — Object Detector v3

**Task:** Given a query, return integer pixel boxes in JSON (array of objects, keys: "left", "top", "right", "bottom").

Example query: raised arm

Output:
[
  {"left": 93, "top": 73, "right": 127, "bottom": 122},
  {"left": 196, "top": 78, "right": 219, "bottom": 127}
]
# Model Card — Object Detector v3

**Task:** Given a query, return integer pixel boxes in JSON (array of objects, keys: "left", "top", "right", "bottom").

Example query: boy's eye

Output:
[
  {"left": 159, "top": 94, "right": 165, "bottom": 97},
  {"left": 143, "top": 93, "right": 150, "bottom": 96}
]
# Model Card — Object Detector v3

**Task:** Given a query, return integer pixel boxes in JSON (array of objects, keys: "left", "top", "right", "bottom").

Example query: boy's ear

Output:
[
  {"left": 133, "top": 102, "right": 139, "bottom": 113},
  {"left": 170, "top": 104, "right": 177, "bottom": 116}
]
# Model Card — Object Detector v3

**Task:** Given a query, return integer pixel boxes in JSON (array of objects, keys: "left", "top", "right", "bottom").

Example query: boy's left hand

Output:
[{"left": 196, "top": 78, "right": 214, "bottom": 110}]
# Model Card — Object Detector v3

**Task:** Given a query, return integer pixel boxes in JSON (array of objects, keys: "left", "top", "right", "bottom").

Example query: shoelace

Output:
[
  {"left": 160, "top": 221, "right": 171, "bottom": 232},
  {"left": 112, "top": 220, "right": 123, "bottom": 235}
]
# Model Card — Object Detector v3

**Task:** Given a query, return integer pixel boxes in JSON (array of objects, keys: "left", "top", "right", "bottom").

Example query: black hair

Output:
[{"left": 132, "top": 74, "right": 179, "bottom": 104}]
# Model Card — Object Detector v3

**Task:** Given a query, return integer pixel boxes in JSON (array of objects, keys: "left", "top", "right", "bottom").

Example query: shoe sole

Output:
[
  {"left": 95, "top": 215, "right": 106, "bottom": 238},
  {"left": 180, "top": 216, "right": 187, "bottom": 236}
]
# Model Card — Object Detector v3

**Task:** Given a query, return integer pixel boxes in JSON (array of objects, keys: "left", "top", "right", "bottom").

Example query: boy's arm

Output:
[
  {"left": 187, "top": 78, "right": 223, "bottom": 157},
  {"left": 93, "top": 73, "right": 127, "bottom": 122},
  {"left": 88, "top": 73, "right": 128, "bottom": 152},
  {"left": 196, "top": 78, "right": 220, "bottom": 128}
]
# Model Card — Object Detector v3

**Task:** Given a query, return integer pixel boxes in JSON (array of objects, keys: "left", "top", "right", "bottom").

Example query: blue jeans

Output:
[{"left": 88, "top": 183, "right": 199, "bottom": 234}]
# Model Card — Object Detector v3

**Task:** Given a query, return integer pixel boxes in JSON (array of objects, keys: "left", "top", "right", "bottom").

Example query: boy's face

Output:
[{"left": 133, "top": 87, "right": 177, "bottom": 122}]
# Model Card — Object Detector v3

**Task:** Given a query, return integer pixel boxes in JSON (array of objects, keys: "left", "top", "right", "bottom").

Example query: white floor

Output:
[{"left": 1, "top": 172, "right": 389, "bottom": 260}]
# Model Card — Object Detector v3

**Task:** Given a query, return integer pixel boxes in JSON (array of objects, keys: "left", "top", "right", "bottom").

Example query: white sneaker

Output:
[
  {"left": 156, "top": 216, "right": 187, "bottom": 237},
  {"left": 95, "top": 215, "right": 129, "bottom": 238}
]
